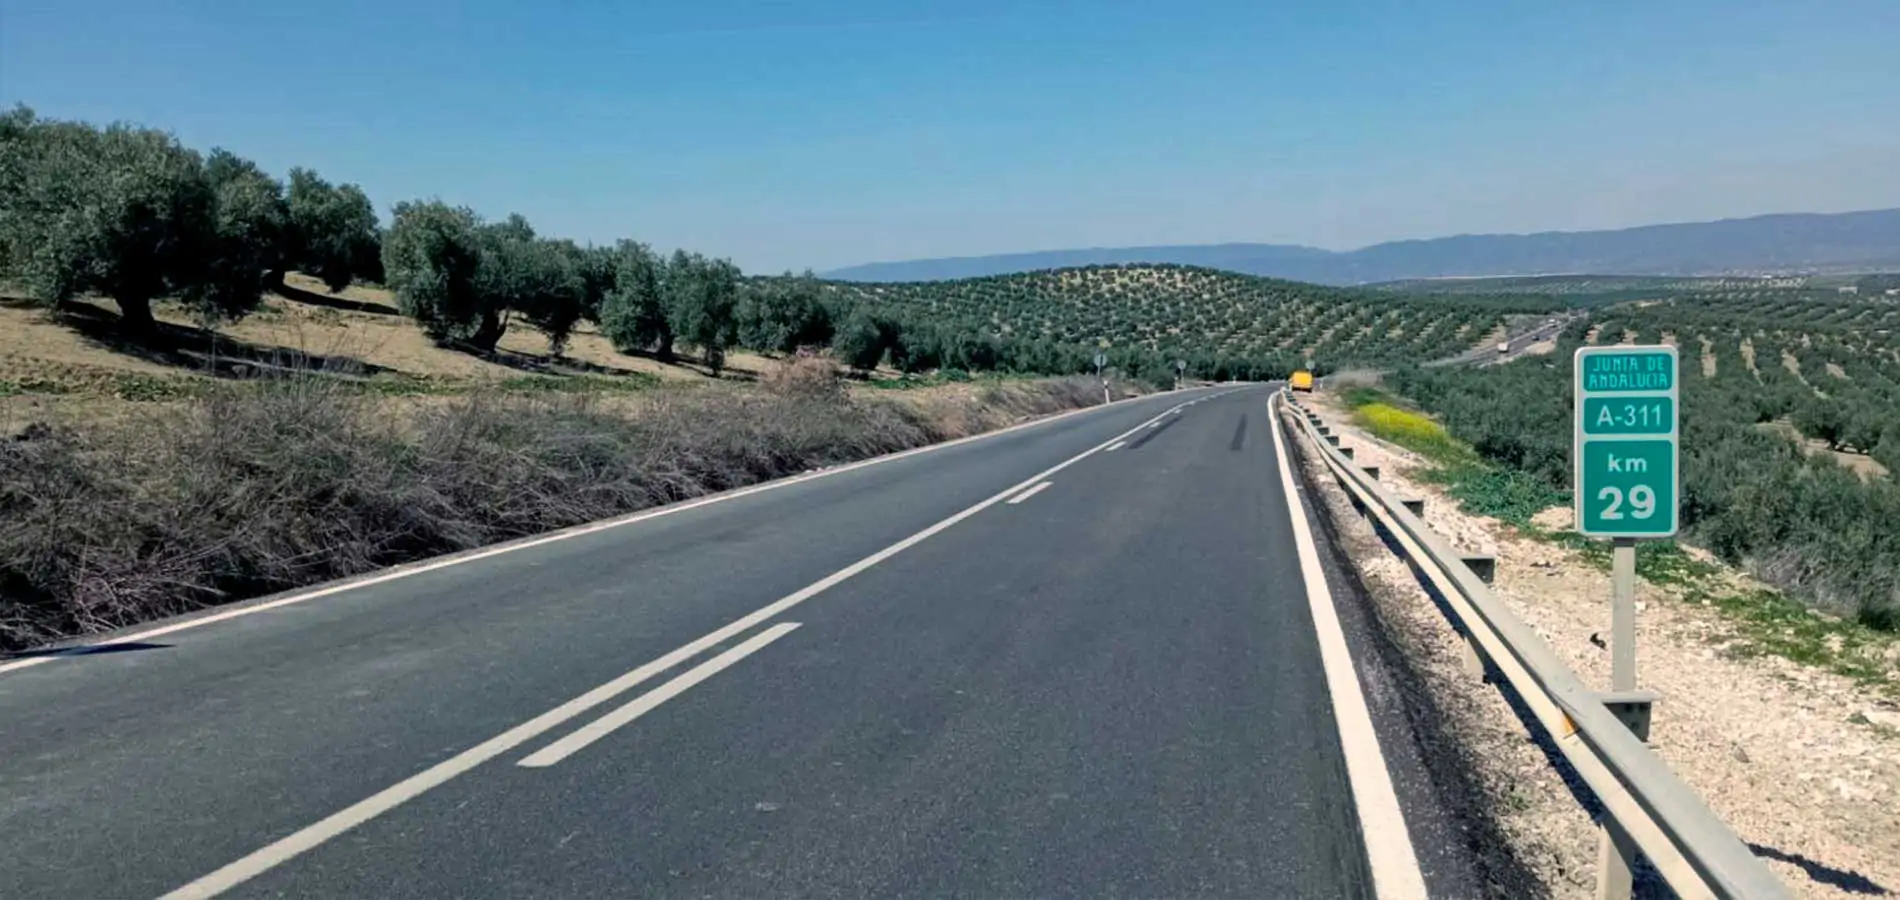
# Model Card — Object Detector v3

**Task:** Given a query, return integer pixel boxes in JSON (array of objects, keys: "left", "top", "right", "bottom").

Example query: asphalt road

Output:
[
  {"left": 0, "top": 385, "right": 1435, "bottom": 899},
  {"left": 1486, "top": 314, "right": 1585, "bottom": 364},
  {"left": 1423, "top": 312, "right": 1583, "bottom": 368}
]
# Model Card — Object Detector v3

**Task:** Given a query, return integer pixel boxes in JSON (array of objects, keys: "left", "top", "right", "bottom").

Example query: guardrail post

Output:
[
  {"left": 1318, "top": 425, "right": 1332, "bottom": 435},
  {"left": 1599, "top": 690, "right": 1658, "bottom": 742},
  {"left": 1325, "top": 434, "right": 1340, "bottom": 447},
  {"left": 1462, "top": 636, "right": 1490, "bottom": 682},
  {"left": 1462, "top": 554, "right": 1496, "bottom": 584},
  {"left": 1340, "top": 447, "right": 1354, "bottom": 460},
  {"left": 1399, "top": 497, "right": 1425, "bottom": 517},
  {"left": 1362, "top": 465, "right": 1379, "bottom": 480},
  {"left": 1597, "top": 820, "right": 1640, "bottom": 900}
]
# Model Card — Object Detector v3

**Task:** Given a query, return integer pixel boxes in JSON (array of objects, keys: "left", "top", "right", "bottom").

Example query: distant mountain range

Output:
[{"left": 823, "top": 209, "right": 1900, "bottom": 284}]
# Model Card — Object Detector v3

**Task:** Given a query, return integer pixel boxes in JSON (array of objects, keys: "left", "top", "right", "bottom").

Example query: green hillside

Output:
[
  {"left": 1372, "top": 274, "right": 1791, "bottom": 295},
  {"left": 799, "top": 264, "right": 1562, "bottom": 374},
  {"left": 1384, "top": 286, "right": 1900, "bottom": 629}
]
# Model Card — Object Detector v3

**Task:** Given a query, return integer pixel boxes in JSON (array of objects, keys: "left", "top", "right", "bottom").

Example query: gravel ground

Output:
[{"left": 1287, "top": 393, "right": 1900, "bottom": 900}]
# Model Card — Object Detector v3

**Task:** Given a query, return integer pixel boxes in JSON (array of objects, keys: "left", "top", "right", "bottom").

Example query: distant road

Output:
[
  {"left": 1426, "top": 312, "right": 1584, "bottom": 368},
  {"left": 0, "top": 386, "right": 1451, "bottom": 898}
]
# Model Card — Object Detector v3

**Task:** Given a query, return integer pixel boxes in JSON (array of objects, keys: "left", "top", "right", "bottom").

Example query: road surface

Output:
[
  {"left": 1484, "top": 314, "right": 1584, "bottom": 364},
  {"left": 0, "top": 386, "right": 1451, "bottom": 899},
  {"left": 1424, "top": 312, "right": 1584, "bottom": 368}
]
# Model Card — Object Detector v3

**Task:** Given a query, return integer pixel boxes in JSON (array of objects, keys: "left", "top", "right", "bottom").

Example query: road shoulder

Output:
[
  {"left": 1293, "top": 389, "right": 1900, "bottom": 900},
  {"left": 1270, "top": 395, "right": 1533, "bottom": 899}
]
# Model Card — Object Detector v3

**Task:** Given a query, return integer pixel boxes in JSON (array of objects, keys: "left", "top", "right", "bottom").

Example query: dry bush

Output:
[
  {"left": 974, "top": 376, "right": 1118, "bottom": 420},
  {"left": 761, "top": 353, "right": 845, "bottom": 401},
  {"left": 1323, "top": 369, "right": 1383, "bottom": 389},
  {"left": 0, "top": 373, "right": 1104, "bottom": 650}
]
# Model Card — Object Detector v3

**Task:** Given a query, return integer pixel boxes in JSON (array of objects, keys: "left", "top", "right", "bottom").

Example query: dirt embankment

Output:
[{"left": 1288, "top": 392, "right": 1900, "bottom": 900}]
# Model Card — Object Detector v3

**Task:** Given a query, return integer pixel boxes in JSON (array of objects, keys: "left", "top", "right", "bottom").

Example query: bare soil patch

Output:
[{"left": 1758, "top": 420, "right": 1891, "bottom": 481}]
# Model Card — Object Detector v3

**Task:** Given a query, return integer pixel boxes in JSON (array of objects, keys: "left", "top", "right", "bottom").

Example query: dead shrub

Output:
[
  {"left": 762, "top": 353, "right": 845, "bottom": 401},
  {"left": 0, "top": 373, "right": 1109, "bottom": 650}
]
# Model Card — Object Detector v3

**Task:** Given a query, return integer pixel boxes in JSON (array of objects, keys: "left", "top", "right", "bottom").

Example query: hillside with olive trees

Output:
[
  {"left": 798, "top": 265, "right": 1563, "bottom": 381},
  {"left": 3, "top": 106, "right": 1557, "bottom": 399},
  {"left": 1378, "top": 283, "right": 1900, "bottom": 632}
]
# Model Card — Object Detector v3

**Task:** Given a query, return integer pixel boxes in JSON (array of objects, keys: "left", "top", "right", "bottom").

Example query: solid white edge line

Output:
[
  {"left": 1004, "top": 481, "right": 1054, "bottom": 505},
  {"left": 1266, "top": 393, "right": 1428, "bottom": 900},
  {"left": 518, "top": 622, "right": 802, "bottom": 768},
  {"left": 2, "top": 387, "right": 1221, "bottom": 677},
  {"left": 158, "top": 394, "right": 1209, "bottom": 900}
]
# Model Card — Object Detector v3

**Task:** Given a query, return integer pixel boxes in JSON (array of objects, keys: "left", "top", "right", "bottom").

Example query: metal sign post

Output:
[
  {"left": 1573, "top": 344, "right": 1679, "bottom": 900},
  {"left": 1174, "top": 359, "right": 1187, "bottom": 390}
]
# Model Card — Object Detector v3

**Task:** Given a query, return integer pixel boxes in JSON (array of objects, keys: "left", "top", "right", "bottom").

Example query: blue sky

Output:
[{"left": 4, "top": 0, "right": 1897, "bottom": 272}]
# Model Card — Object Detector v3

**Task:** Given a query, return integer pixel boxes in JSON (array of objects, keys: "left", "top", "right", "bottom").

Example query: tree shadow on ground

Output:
[
  {"left": 2, "top": 641, "right": 171, "bottom": 660},
  {"left": 54, "top": 302, "right": 395, "bottom": 379},
  {"left": 455, "top": 339, "right": 761, "bottom": 382},
  {"left": 1750, "top": 844, "right": 1891, "bottom": 896},
  {"left": 435, "top": 340, "right": 676, "bottom": 379},
  {"left": 271, "top": 280, "right": 400, "bottom": 316}
]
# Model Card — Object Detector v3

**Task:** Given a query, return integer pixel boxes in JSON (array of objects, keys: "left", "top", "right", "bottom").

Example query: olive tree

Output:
[
  {"left": 474, "top": 217, "right": 590, "bottom": 355},
  {"left": 598, "top": 240, "right": 670, "bottom": 357},
  {"left": 661, "top": 251, "right": 741, "bottom": 373},
  {"left": 831, "top": 308, "right": 887, "bottom": 372},
  {"left": 382, "top": 200, "right": 490, "bottom": 345},
  {"left": 196, "top": 149, "right": 290, "bottom": 321},
  {"left": 513, "top": 240, "right": 601, "bottom": 356},
  {"left": 738, "top": 274, "right": 833, "bottom": 354},
  {"left": 286, "top": 168, "right": 380, "bottom": 292},
  {"left": 0, "top": 107, "right": 272, "bottom": 334}
]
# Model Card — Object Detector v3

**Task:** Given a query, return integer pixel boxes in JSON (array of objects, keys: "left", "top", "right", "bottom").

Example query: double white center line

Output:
[
  {"left": 1005, "top": 481, "right": 1054, "bottom": 504},
  {"left": 518, "top": 622, "right": 802, "bottom": 768}
]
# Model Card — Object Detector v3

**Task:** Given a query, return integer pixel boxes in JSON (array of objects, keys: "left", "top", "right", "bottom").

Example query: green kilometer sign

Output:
[{"left": 1575, "top": 346, "right": 1679, "bottom": 538}]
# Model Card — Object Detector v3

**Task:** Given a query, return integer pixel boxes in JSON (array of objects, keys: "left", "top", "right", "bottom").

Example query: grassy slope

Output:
[{"left": 0, "top": 273, "right": 774, "bottom": 400}]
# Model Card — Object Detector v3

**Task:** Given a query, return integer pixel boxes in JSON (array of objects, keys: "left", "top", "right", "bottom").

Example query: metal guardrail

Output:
[{"left": 1273, "top": 390, "right": 1792, "bottom": 900}]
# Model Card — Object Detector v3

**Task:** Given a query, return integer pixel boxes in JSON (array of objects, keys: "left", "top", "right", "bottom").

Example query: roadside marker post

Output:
[
  {"left": 1573, "top": 344, "right": 1679, "bottom": 900},
  {"left": 1094, "top": 352, "right": 1110, "bottom": 405}
]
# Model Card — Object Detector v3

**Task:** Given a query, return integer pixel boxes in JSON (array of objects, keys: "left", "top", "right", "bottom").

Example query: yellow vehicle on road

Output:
[{"left": 1289, "top": 370, "right": 1315, "bottom": 392}]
